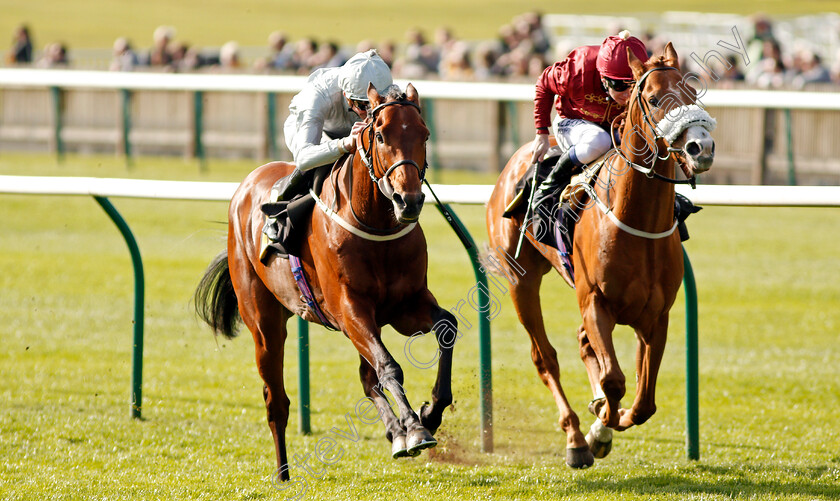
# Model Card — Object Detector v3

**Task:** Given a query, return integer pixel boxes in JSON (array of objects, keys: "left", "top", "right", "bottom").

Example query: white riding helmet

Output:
[{"left": 338, "top": 49, "right": 393, "bottom": 101}]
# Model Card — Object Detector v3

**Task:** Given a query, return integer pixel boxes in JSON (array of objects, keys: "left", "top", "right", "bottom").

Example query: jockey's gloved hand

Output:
[
  {"left": 531, "top": 133, "right": 550, "bottom": 164},
  {"left": 342, "top": 121, "right": 367, "bottom": 153}
]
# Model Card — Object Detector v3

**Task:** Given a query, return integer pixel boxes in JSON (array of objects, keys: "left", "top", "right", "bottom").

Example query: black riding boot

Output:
[
  {"left": 273, "top": 168, "right": 305, "bottom": 202},
  {"left": 529, "top": 149, "right": 578, "bottom": 246},
  {"left": 533, "top": 149, "right": 577, "bottom": 207}
]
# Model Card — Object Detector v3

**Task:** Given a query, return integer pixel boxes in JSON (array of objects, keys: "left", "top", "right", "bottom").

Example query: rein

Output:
[
  {"left": 593, "top": 65, "right": 712, "bottom": 240},
  {"left": 313, "top": 98, "right": 427, "bottom": 242},
  {"left": 611, "top": 66, "right": 706, "bottom": 187}
]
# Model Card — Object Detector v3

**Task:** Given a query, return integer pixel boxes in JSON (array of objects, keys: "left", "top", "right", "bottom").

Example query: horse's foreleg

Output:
[
  {"left": 580, "top": 293, "right": 625, "bottom": 429},
  {"left": 397, "top": 304, "right": 456, "bottom": 436},
  {"left": 577, "top": 324, "right": 614, "bottom": 458},
  {"left": 358, "top": 356, "right": 409, "bottom": 458},
  {"left": 619, "top": 315, "right": 669, "bottom": 429},
  {"left": 344, "top": 303, "right": 436, "bottom": 456}
]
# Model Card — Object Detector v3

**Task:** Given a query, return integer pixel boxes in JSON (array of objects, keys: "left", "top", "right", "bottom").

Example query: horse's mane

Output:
[{"left": 381, "top": 84, "right": 407, "bottom": 103}]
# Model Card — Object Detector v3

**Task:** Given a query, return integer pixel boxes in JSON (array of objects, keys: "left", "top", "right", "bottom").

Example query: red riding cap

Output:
[{"left": 596, "top": 30, "right": 648, "bottom": 80}]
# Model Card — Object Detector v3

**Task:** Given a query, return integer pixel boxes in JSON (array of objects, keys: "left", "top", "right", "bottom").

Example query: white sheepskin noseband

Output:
[{"left": 654, "top": 104, "right": 716, "bottom": 143}]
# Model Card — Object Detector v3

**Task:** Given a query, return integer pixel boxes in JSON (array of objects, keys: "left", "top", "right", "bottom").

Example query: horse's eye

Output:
[
  {"left": 375, "top": 132, "right": 384, "bottom": 143},
  {"left": 649, "top": 96, "right": 660, "bottom": 108}
]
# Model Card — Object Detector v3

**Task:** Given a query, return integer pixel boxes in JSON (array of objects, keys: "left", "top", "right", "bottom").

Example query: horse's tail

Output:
[{"left": 194, "top": 250, "right": 240, "bottom": 339}]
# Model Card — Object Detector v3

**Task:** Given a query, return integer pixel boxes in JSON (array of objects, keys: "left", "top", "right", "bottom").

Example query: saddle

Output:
[
  {"left": 501, "top": 149, "right": 701, "bottom": 287},
  {"left": 259, "top": 163, "right": 332, "bottom": 263}
]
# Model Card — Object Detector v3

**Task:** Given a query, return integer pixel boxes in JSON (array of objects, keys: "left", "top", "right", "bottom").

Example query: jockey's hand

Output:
[
  {"left": 531, "top": 133, "right": 550, "bottom": 164},
  {"left": 342, "top": 121, "right": 367, "bottom": 153}
]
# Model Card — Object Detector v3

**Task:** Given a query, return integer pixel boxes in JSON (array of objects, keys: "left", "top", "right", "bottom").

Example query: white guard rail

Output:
[
  {"left": 2, "top": 68, "right": 840, "bottom": 110},
  {"left": 1, "top": 175, "right": 840, "bottom": 206}
]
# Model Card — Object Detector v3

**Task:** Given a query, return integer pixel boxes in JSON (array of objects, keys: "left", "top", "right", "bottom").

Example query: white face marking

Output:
[{"left": 402, "top": 124, "right": 408, "bottom": 131}]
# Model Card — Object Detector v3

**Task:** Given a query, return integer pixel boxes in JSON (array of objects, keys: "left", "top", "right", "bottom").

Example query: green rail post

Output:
[
  {"left": 120, "top": 89, "right": 134, "bottom": 168},
  {"left": 682, "top": 246, "right": 699, "bottom": 460},
  {"left": 436, "top": 203, "right": 493, "bottom": 452},
  {"left": 49, "top": 86, "right": 64, "bottom": 163},
  {"left": 297, "top": 317, "right": 311, "bottom": 435},
  {"left": 784, "top": 108, "right": 796, "bottom": 186},
  {"left": 93, "top": 196, "right": 145, "bottom": 420},
  {"left": 421, "top": 99, "right": 442, "bottom": 184},
  {"left": 267, "top": 92, "right": 278, "bottom": 159},
  {"left": 193, "top": 91, "right": 206, "bottom": 171},
  {"left": 505, "top": 101, "right": 520, "bottom": 150}
]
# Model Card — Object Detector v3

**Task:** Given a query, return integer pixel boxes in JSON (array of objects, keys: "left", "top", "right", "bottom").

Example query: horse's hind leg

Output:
[
  {"left": 229, "top": 253, "right": 293, "bottom": 481},
  {"left": 507, "top": 245, "right": 593, "bottom": 468},
  {"left": 358, "top": 356, "right": 410, "bottom": 458}
]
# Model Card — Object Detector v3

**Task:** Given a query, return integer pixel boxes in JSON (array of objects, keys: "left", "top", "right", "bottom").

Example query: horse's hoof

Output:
[
  {"left": 588, "top": 397, "right": 606, "bottom": 417},
  {"left": 391, "top": 435, "right": 410, "bottom": 459},
  {"left": 586, "top": 432, "right": 613, "bottom": 459},
  {"left": 586, "top": 419, "right": 614, "bottom": 459},
  {"left": 406, "top": 427, "right": 437, "bottom": 456},
  {"left": 565, "top": 446, "right": 595, "bottom": 469}
]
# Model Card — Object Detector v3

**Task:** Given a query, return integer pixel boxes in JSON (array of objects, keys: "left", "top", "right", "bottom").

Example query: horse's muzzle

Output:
[
  {"left": 683, "top": 126, "right": 715, "bottom": 174},
  {"left": 393, "top": 191, "right": 425, "bottom": 223}
]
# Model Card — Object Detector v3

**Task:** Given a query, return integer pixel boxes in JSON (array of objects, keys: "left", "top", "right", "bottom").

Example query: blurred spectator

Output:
[
  {"left": 472, "top": 41, "right": 502, "bottom": 80},
  {"left": 218, "top": 41, "right": 241, "bottom": 70},
  {"left": 168, "top": 41, "right": 189, "bottom": 71},
  {"left": 746, "top": 14, "right": 776, "bottom": 66},
  {"left": 268, "top": 31, "right": 294, "bottom": 71},
  {"left": 181, "top": 46, "right": 204, "bottom": 71},
  {"left": 36, "top": 42, "right": 68, "bottom": 68},
  {"left": 433, "top": 26, "right": 457, "bottom": 74},
  {"left": 721, "top": 55, "right": 745, "bottom": 81},
  {"left": 439, "top": 40, "right": 473, "bottom": 80},
  {"left": 378, "top": 39, "right": 396, "bottom": 68},
  {"left": 791, "top": 49, "right": 831, "bottom": 88},
  {"left": 309, "top": 40, "right": 346, "bottom": 69},
  {"left": 520, "top": 11, "right": 551, "bottom": 55},
  {"left": 393, "top": 28, "right": 438, "bottom": 78},
  {"left": 109, "top": 37, "right": 138, "bottom": 71},
  {"left": 147, "top": 25, "right": 175, "bottom": 67},
  {"left": 747, "top": 38, "right": 787, "bottom": 88},
  {"left": 290, "top": 37, "right": 317, "bottom": 74},
  {"left": 7, "top": 24, "right": 33, "bottom": 64}
]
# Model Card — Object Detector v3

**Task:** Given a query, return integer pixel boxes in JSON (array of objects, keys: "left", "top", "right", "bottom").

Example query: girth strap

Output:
[{"left": 289, "top": 255, "right": 338, "bottom": 331}]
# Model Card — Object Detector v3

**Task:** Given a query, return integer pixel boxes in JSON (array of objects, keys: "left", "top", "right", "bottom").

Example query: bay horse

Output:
[
  {"left": 485, "top": 44, "right": 715, "bottom": 468},
  {"left": 195, "top": 83, "right": 456, "bottom": 481}
]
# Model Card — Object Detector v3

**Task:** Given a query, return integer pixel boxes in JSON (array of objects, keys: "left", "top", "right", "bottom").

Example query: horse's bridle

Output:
[
  {"left": 611, "top": 66, "right": 697, "bottom": 187},
  {"left": 359, "top": 99, "right": 429, "bottom": 201}
]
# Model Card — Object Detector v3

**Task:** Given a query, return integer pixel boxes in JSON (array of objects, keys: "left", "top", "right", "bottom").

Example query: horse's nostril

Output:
[
  {"left": 685, "top": 141, "right": 701, "bottom": 157},
  {"left": 392, "top": 192, "right": 405, "bottom": 208}
]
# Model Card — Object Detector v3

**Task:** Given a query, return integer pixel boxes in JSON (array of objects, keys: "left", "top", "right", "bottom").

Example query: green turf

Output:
[
  {"left": 3, "top": 1, "right": 840, "bottom": 51},
  {"left": 1, "top": 153, "right": 839, "bottom": 500}
]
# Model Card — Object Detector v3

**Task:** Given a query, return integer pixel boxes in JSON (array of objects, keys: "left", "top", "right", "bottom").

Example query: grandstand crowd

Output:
[{"left": 6, "top": 12, "right": 840, "bottom": 90}]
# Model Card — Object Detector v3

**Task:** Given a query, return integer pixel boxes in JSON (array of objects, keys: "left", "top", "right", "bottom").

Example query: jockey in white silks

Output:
[{"left": 274, "top": 49, "right": 394, "bottom": 201}]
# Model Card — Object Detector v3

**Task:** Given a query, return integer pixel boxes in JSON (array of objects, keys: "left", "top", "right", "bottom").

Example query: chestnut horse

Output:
[
  {"left": 195, "top": 83, "right": 456, "bottom": 481},
  {"left": 485, "top": 44, "right": 715, "bottom": 468}
]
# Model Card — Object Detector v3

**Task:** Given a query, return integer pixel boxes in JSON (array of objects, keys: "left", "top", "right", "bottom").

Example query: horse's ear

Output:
[
  {"left": 663, "top": 42, "right": 680, "bottom": 70},
  {"left": 406, "top": 82, "right": 420, "bottom": 105},
  {"left": 366, "top": 82, "right": 381, "bottom": 108},
  {"left": 627, "top": 47, "right": 645, "bottom": 80}
]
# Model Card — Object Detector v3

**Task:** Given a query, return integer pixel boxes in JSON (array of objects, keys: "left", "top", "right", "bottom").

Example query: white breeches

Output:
[{"left": 552, "top": 117, "right": 614, "bottom": 165}]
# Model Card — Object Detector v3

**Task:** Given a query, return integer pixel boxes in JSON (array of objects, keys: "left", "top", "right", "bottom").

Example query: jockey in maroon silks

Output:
[{"left": 530, "top": 31, "right": 649, "bottom": 207}]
